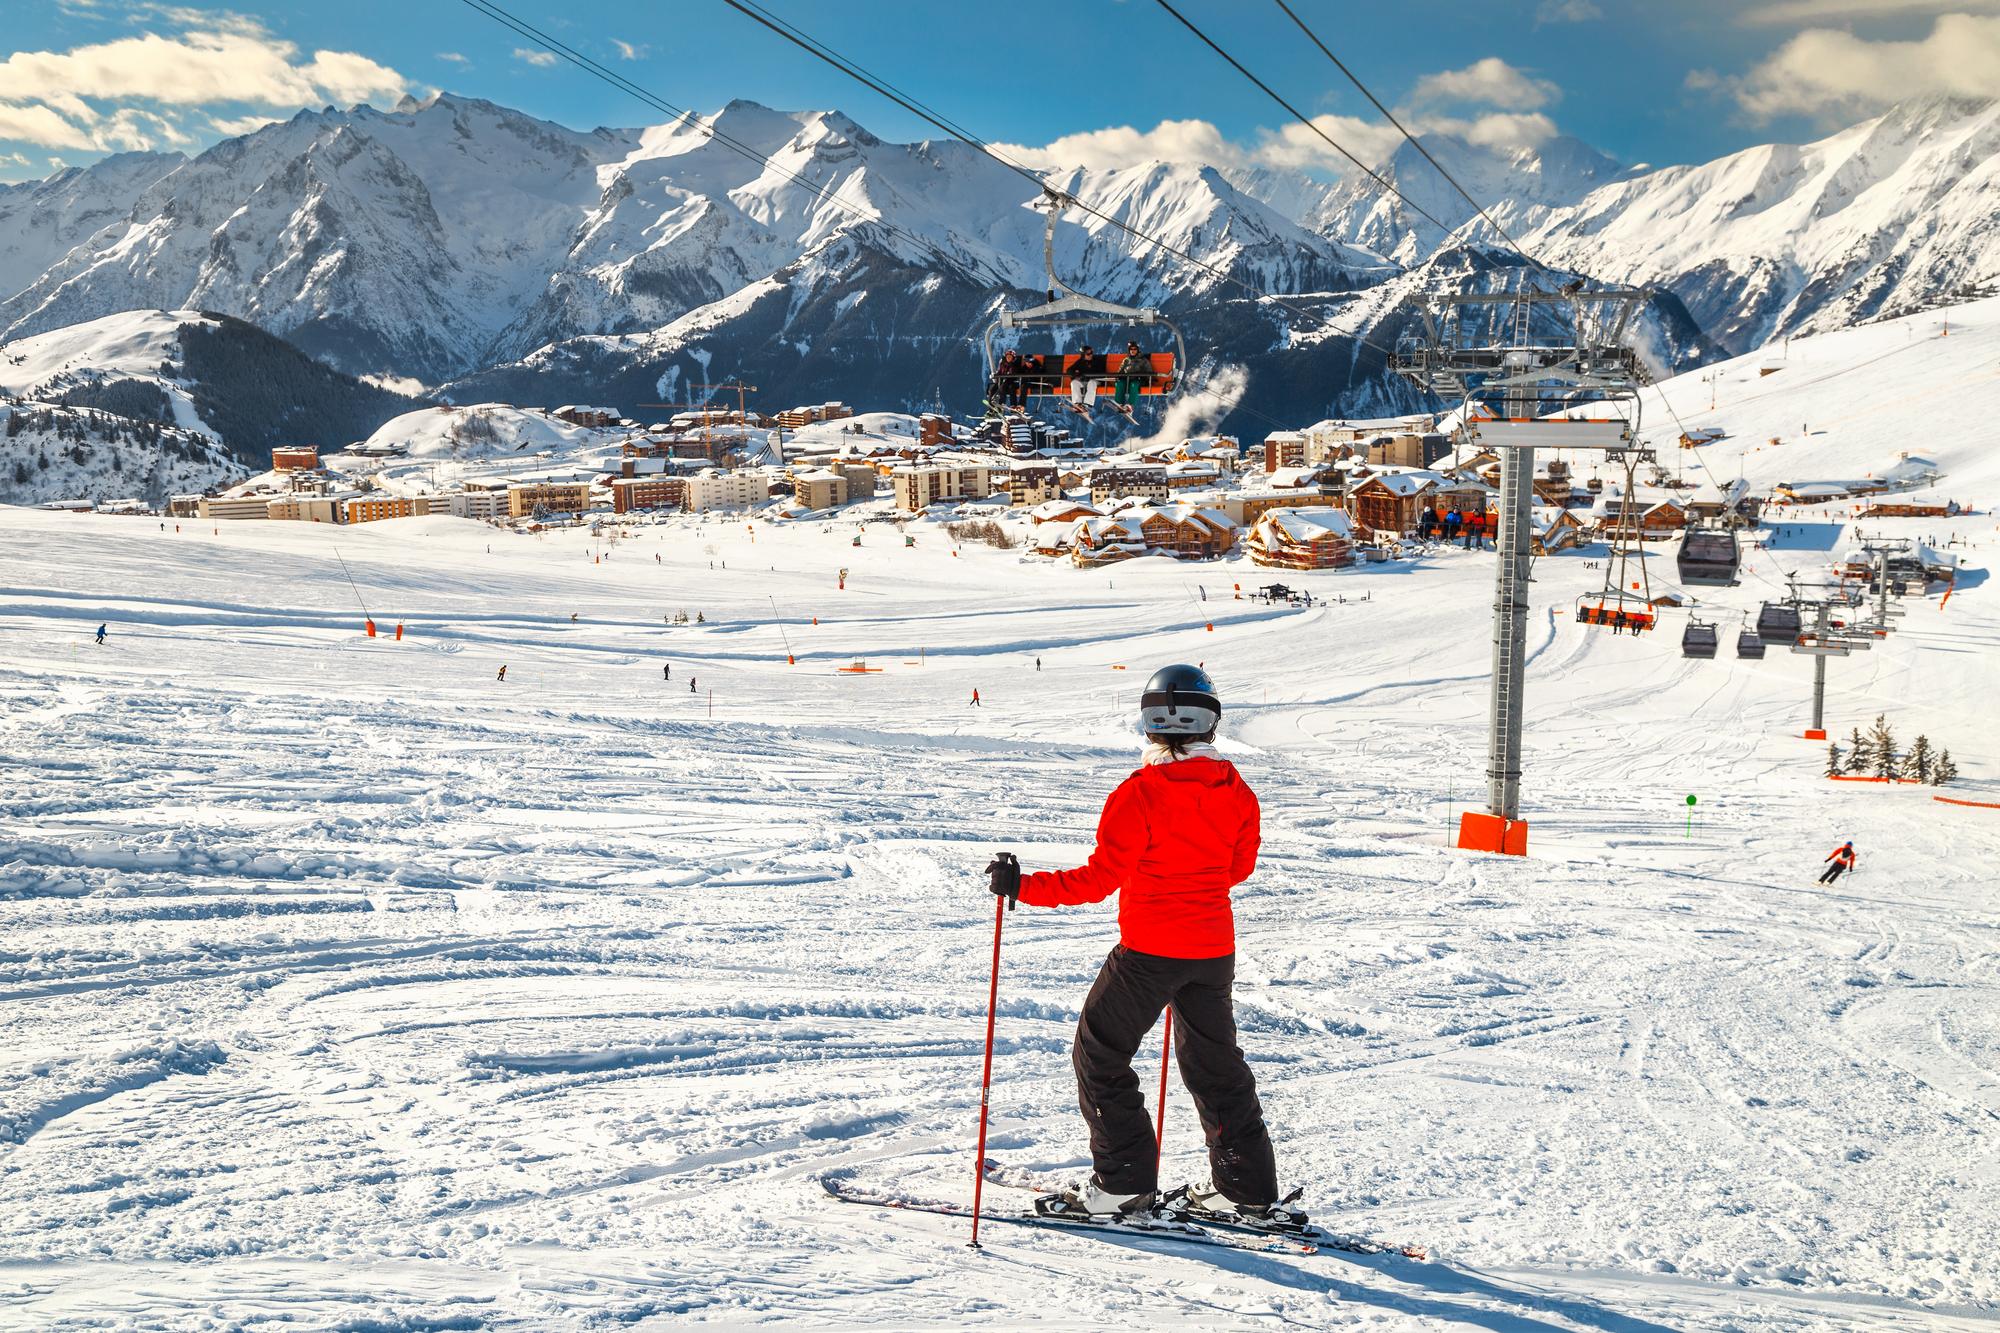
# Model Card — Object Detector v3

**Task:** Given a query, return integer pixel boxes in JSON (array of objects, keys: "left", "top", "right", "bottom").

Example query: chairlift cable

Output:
[
  {"left": 1151, "top": 0, "right": 1458, "bottom": 240},
  {"left": 1267, "top": 0, "right": 1551, "bottom": 273},
  {"left": 456, "top": 0, "right": 963, "bottom": 275},
  {"left": 714, "top": 0, "right": 1424, "bottom": 378}
]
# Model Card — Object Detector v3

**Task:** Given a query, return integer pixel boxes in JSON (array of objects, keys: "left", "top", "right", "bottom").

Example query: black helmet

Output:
[{"left": 1139, "top": 663, "right": 1220, "bottom": 736}]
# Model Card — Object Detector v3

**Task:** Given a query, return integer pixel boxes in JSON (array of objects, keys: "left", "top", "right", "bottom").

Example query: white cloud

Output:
[
  {"left": 513, "top": 47, "right": 559, "bottom": 68},
  {"left": 994, "top": 104, "right": 1559, "bottom": 180},
  {"left": 209, "top": 112, "right": 282, "bottom": 137},
  {"left": 1253, "top": 115, "right": 1406, "bottom": 172},
  {"left": 0, "top": 102, "right": 95, "bottom": 149},
  {"left": 0, "top": 27, "right": 404, "bottom": 108},
  {"left": 1535, "top": 0, "right": 1603, "bottom": 21},
  {"left": 993, "top": 119, "right": 1236, "bottom": 172},
  {"left": 1737, "top": 13, "right": 2000, "bottom": 119},
  {"left": 612, "top": 40, "right": 648, "bottom": 61},
  {"left": 437, "top": 51, "right": 470, "bottom": 65},
  {"left": 1411, "top": 57, "right": 1560, "bottom": 111},
  {"left": 1739, "top": 0, "right": 2000, "bottom": 24}
]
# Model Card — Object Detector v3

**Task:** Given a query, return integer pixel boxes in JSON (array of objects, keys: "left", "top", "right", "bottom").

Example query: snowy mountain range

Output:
[{"left": 0, "top": 91, "right": 1994, "bottom": 437}]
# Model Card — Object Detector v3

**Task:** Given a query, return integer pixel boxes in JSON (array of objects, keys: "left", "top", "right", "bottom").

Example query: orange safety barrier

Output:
[
  {"left": 1935, "top": 795, "right": 2000, "bottom": 809},
  {"left": 1457, "top": 812, "right": 1528, "bottom": 856}
]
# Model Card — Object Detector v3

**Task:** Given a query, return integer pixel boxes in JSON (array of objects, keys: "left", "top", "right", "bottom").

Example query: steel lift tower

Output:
[{"left": 1394, "top": 286, "right": 1651, "bottom": 855}]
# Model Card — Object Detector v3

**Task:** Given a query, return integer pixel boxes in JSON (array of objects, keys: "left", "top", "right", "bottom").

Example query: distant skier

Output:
[
  {"left": 985, "top": 665, "right": 1289, "bottom": 1227},
  {"left": 663, "top": 663, "right": 671, "bottom": 682},
  {"left": 570, "top": 612, "right": 579, "bottom": 623},
  {"left": 94, "top": 624, "right": 106, "bottom": 646},
  {"left": 689, "top": 676, "right": 697, "bottom": 693},
  {"left": 1819, "top": 841, "right": 1857, "bottom": 884},
  {"left": 496, "top": 665, "right": 508, "bottom": 682},
  {"left": 1036, "top": 657, "right": 1042, "bottom": 672},
  {"left": 971, "top": 689, "right": 981, "bottom": 707}
]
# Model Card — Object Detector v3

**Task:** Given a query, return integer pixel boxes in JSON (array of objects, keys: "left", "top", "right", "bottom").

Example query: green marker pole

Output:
[{"left": 1685, "top": 794, "right": 1697, "bottom": 839}]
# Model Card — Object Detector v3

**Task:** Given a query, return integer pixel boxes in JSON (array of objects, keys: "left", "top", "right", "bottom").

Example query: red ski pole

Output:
[
  {"left": 1154, "top": 1007, "right": 1173, "bottom": 1177},
  {"left": 969, "top": 861, "right": 1015, "bottom": 1249}
]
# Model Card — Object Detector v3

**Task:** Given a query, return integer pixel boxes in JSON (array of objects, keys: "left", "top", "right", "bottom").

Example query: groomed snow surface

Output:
[{"left": 1, "top": 489, "right": 1996, "bottom": 1331}]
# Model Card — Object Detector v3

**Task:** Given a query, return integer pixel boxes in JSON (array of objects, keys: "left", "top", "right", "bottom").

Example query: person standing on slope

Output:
[
  {"left": 94, "top": 624, "right": 106, "bottom": 646},
  {"left": 1819, "top": 840, "right": 1856, "bottom": 884},
  {"left": 985, "top": 664, "right": 1287, "bottom": 1224}
]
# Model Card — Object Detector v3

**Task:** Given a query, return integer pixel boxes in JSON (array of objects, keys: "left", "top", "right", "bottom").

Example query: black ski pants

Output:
[
  {"left": 1819, "top": 862, "right": 1848, "bottom": 884},
  {"left": 1073, "top": 945, "right": 1278, "bottom": 1205}
]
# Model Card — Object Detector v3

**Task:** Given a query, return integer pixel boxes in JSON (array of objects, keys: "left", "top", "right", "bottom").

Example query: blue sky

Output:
[{"left": 4, "top": 0, "right": 1998, "bottom": 184}]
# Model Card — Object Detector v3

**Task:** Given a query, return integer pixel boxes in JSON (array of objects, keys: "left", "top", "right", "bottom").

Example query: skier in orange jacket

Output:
[{"left": 1819, "top": 841, "right": 1856, "bottom": 884}]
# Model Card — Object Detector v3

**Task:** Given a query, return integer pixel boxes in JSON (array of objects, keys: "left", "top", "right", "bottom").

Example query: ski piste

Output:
[
  {"left": 980, "top": 1163, "right": 1429, "bottom": 1260},
  {"left": 819, "top": 1176, "right": 1319, "bottom": 1256}
]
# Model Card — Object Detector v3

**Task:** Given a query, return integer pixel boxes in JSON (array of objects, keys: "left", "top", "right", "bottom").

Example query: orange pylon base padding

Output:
[
  {"left": 1458, "top": 812, "right": 1528, "bottom": 856},
  {"left": 1804, "top": 728, "right": 1827, "bottom": 740}
]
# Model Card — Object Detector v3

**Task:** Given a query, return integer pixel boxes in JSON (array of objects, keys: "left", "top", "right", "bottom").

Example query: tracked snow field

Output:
[{"left": 1, "top": 503, "right": 1996, "bottom": 1331}]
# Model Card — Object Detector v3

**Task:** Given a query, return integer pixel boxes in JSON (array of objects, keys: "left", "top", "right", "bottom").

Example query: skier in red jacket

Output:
[
  {"left": 1819, "top": 840, "right": 1856, "bottom": 884},
  {"left": 986, "top": 664, "right": 1285, "bottom": 1225}
]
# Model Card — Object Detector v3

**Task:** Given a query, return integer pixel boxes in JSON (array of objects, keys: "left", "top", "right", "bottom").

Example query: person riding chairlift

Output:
[
  {"left": 1069, "top": 345, "right": 1109, "bottom": 412},
  {"left": 1112, "top": 341, "right": 1151, "bottom": 416},
  {"left": 988, "top": 349, "right": 1021, "bottom": 410}
]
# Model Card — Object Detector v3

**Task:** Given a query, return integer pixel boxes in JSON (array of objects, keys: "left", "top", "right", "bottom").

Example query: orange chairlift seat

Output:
[{"left": 983, "top": 188, "right": 1186, "bottom": 407}]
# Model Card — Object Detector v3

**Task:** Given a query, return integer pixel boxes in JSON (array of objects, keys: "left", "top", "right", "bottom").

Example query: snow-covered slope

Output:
[
  {"left": 0, "top": 400, "right": 242, "bottom": 506},
  {"left": 0, "top": 152, "right": 186, "bottom": 304},
  {"left": 1523, "top": 97, "right": 2000, "bottom": 353},
  {"left": 0, "top": 434, "right": 1993, "bottom": 1326},
  {"left": 0, "top": 309, "right": 424, "bottom": 466},
  {"left": 1617, "top": 291, "right": 2000, "bottom": 498}
]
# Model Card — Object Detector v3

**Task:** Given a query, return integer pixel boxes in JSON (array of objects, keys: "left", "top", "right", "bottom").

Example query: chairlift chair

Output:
[
  {"left": 1574, "top": 592, "right": 1657, "bottom": 633},
  {"left": 1681, "top": 618, "right": 1719, "bottom": 659},
  {"left": 982, "top": 189, "right": 1187, "bottom": 411},
  {"left": 1754, "top": 601, "right": 1802, "bottom": 644},
  {"left": 1676, "top": 524, "right": 1740, "bottom": 586}
]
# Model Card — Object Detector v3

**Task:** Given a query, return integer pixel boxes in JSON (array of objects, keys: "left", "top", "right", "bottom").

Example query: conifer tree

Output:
[
  {"left": 1867, "top": 714, "right": 1898, "bottom": 781},
  {"left": 1934, "top": 750, "right": 1958, "bottom": 785},
  {"left": 1847, "top": 725, "right": 1872, "bottom": 774},
  {"left": 1904, "top": 735, "right": 1934, "bottom": 785},
  {"left": 1826, "top": 743, "right": 1844, "bottom": 777}
]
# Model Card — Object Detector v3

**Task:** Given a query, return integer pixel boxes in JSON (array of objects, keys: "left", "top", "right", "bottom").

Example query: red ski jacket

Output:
[
  {"left": 1826, "top": 844, "right": 1856, "bottom": 867},
  {"left": 1018, "top": 757, "right": 1261, "bottom": 959}
]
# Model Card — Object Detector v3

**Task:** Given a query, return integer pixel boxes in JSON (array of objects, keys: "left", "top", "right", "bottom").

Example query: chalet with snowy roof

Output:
[
  {"left": 1069, "top": 504, "right": 1236, "bottom": 566},
  {"left": 1030, "top": 498, "right": 1102, "bottom": 526},
  {"left": 1166, "top": 459, "right": 1224, "bottom": 491},
  {"left": 1528, "top": 506, "right": 1585, "bottom": 555},
  {"left": 553, "top": 405, "right": 619, "bottom": 428},
  {"left": 1245, "top": 507, "right": 1356, "bottom": 570},
  {"left": 1591, "top": 488, "right": 1688, "bottom": 538},
  {"left": 1214, "top": 488, "right": 1344, "bottom": 526},
  {"left": 1346, "top": 470, "right": 1444, "bottom": 538},
  {"left": 1687, "top": 476, "right": 1759, "bottom": 526}
]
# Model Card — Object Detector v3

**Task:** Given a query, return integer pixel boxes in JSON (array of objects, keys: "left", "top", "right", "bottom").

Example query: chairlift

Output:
[
  {"left": 1574, "top": 592, "right": 1657, "bottom": 633},
  {"left": 1754, "top": 601, "right": 1801, "bottom": 644},
  {"left": 981, "top": 189, "right": 1186, "bottom": 415},
  {"left": 1681, "top": 618, "right": 1719, "bottom": 659},
  {"left": 1676, "top": 523, "right": 1740, "bottom": 586},
  {"left": 1579, "top": 449, "right": 1656, "bottom": 637}
]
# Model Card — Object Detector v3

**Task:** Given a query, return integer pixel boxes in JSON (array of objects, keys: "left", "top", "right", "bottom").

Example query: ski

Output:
[
  {"left": 979, "top": 1165, "right": 1427, "bottom": 1261},
  {"left": 1164, "top": 1189, "right": 1429, "bottom": 1260},
  {"left": 820, "top": 1176, "right": 1318, "bottom": 1256}
]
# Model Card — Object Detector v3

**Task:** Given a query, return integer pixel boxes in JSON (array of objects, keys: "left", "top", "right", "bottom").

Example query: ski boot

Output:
[
  {"left": 1164, "top": 1183, "right": 1311, "bottom": 1235},
  {"left": 1035, "top": 1177, "right": 1164, "bottom": 1223}
]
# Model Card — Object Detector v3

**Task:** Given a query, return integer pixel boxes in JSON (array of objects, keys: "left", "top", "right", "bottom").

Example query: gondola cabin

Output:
[
  {"left": 1754, "top": 602, "right": 1802, "bottom": 644},
  {"left": 1682, "top": 620, "right": 1719, "bottom": 658},
  {"left": 1676, "top": 527, "right": 1741, "bottom": 586},
  {"left": 1736, "top": 629, "right": 1766, "bottom": 659}
]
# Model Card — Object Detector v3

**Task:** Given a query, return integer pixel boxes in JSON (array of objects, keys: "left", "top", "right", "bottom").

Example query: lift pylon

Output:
[{"left": 1394, "top": 285, "right": 1651, "bottom": 856}]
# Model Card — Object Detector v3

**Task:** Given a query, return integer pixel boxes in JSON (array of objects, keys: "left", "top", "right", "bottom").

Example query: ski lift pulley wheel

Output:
[{"left": 980, "top": 189, "right": 1188, "bottom": 404}]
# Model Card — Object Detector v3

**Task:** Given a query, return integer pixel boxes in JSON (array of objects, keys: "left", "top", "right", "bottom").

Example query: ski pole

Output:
[
  {"left": 969, "top": 866, "right": 1014, "bottom": 1250},
  {"left": 1153, "top": 1007, "right": 1173, "bottom": 1178}
]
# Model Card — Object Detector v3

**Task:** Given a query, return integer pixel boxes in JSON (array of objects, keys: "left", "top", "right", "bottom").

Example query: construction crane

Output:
[
  {"left": 1393, "top": 285, "right": 1651, "bottom": 857},
  {"left": 639, "top": 382, "right": 760, "bottom": 462}
]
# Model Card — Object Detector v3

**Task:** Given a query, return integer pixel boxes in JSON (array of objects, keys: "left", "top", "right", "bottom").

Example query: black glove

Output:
[{"left": 986, "top": 852, "right": 1020, "bottom": 910}]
